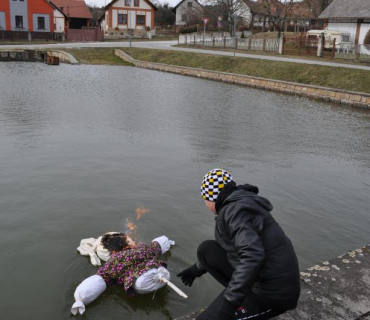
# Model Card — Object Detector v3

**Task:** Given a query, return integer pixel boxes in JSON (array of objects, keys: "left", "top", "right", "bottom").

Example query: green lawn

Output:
[
  {"left": 121, "top": 48, "right": 370, "bottom": 94},
  {"left": 61, "top": 47, "right": 370, "bottom": 94},
  {"left": 63, "top": 48, "right": 133, "bottom": 66}
]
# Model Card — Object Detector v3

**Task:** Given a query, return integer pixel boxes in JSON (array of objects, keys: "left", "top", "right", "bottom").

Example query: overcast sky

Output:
[{"left": 85, "top": 0, "right": 180, "bottom": 7}]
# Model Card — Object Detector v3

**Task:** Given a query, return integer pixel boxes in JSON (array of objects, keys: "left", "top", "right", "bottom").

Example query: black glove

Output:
[
  {"left": 215, "top": 298, "right": 238, "bottom": 320},
  {"left": 177, "top": 267, "right": 197, "bottom": 286}
]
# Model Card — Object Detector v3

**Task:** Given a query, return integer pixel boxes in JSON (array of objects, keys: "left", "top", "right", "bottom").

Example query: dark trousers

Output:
[{"left": 195, "top": 240, "right": 292, "bottom": 320}]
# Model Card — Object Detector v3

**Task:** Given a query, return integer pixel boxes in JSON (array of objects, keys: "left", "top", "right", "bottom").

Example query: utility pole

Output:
[
  {"left": 233, "top": 13, "right": 237, "bottom": 57},
  {"left": 127, "top": 0, "right": 132, "bottom": 48}
]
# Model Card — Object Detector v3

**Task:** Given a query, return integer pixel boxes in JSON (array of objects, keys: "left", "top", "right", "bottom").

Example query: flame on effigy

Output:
[
  {"left": 125, "top": 208, "right": 149, "bottom": 245},
  {"left": 136, "top": 207, "right": 149, "bottom": 221}
]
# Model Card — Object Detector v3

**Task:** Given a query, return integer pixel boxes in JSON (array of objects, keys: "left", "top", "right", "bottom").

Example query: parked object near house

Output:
[
  {"left": 319, "top": 0, "right": 370, "bottom": 60},
  {"left": 172, "top": 0, "right": 203, "bottom": 29},
  {"left": 306, "top": 29, "right": 351, "bottom": 48},
  {"left": 103, "top": 0, "right": 157, "bottom": 38},
  {"left": 319, "top": 0, "right": 370, "bottom": 46}
]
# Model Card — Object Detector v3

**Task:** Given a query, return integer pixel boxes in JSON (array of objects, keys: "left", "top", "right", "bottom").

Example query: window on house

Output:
[
  {"left": 118, "top": 13, "right": 127, "bottom": 24},
  {"left": 187, "top": 2, "right": 192, "bottom": 7},
  {"left": 342, "top": 35, "right": 350, "bottom": 42},
  {"left": 15, "top": 16, "right": 23, "bottom": 28},
  {"left": 136, "top": 14, "right": 145, "bottom": 25},
  {"left": 125, "top": 0, "right": 131, "bottom": 6},
  {"left": 181, "top": 14, "right": 187, "bottom": 21},
  {"left": 134, "top": 0, "right": 139, "bottom": 7},
  {"left": 38, "top": 17, "right": 45, "bottom": 29}
]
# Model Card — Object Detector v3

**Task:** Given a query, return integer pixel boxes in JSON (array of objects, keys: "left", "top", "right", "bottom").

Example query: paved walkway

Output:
[
  {"left": 175, "top": 244, "right": 370, "bottom": 320},
  {"left": 2, "top": 40, "right": 370, "bottom": 71}
]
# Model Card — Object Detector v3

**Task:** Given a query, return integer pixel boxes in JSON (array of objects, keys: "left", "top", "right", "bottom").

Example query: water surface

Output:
[{"left": 0, "top": 62, "right": 370, "bottom": 320}]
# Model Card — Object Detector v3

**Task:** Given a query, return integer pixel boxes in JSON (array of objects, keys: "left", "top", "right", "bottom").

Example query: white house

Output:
[
  {"left": 104, "top": 0, "right": 157, "bottom": 31},
  {"left": 319, "top": 0, "right": 370, "bottom": 46},
  {"left": 173, "top": 0, "right": 203, "bottom": 27}
]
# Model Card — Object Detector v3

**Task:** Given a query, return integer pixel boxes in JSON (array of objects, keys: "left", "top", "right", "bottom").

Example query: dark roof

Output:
[
  {"left": 52, "top": 0, "right": 92, "bottom": 19},
  {"left": 105, "top": 0, "right": 158, "bottom": 11},
  {"left": 319, "top": 0, "right": 370, "bottom": 19},
  {"left": 172, "top": 0, "right": 203, "bottom": 12}
]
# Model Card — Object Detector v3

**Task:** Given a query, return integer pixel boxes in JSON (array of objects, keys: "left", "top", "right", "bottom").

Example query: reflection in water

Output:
[{"left": 0, "top": 62, "right": 370, "bottom": 320}]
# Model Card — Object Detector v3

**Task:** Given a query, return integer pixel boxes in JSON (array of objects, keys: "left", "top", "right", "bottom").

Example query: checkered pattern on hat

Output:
[{"left": 201, "top": 169, "right": 233, "bottom": 202}]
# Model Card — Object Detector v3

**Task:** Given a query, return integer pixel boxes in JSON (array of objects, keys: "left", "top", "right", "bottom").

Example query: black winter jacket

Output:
[{"left": 214, "top": 185, "right": 300, "bottom": 308}]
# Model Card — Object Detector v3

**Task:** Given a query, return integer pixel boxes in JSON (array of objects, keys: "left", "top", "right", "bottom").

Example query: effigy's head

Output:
[{"left": 101, "top": 233, "right": 135, "bottom": 252}]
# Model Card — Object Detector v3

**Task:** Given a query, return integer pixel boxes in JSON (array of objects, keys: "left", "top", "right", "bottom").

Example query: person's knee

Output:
[{"left": 197, "top": 240, "right": 218, "bottom": 264}]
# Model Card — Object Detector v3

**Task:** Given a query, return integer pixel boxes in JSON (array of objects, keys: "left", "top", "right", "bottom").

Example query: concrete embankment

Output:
[
  {"left": 115, "top": 49, "right": 370, "bottom": 110},
  {"left": 0, "top": 49, "right": 78, "bottom": 64},
  {"left": 174, "top": 245, "right": 370, "bottom": 320}
]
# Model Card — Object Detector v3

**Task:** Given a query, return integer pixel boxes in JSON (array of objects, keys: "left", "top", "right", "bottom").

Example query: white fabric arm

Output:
[
  {"left": 71, "top": 275, "right": 107, "bottom": 315},
  {"left": 152, "top": 236, "right": 174, "bottom": 255},
  {"left": 133, "top": 267, "right": 170, "bottom": 294},
  {"left": 77, "top": 238, "right": 101, "bottom": 266}
]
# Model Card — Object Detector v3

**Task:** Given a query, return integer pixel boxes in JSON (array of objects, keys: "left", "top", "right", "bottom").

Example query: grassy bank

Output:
[
  {"left": 121, "top": 48, "right": 370, "bottom": 94},
  {"left": 61, "top": 47, "right": 370, "bottom": 94},
  {"left": 63, "top": 48, "right": 132, "bottom": 66}
]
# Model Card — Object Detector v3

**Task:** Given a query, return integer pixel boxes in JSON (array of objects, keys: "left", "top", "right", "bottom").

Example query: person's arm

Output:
[{"left": 224, "top": 202, "right": 265, "bottom": 305}]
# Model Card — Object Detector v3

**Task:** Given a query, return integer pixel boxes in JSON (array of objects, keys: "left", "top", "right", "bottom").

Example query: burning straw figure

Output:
[{"left": 71, "top": 233, "right": 174, "bottom": 315}]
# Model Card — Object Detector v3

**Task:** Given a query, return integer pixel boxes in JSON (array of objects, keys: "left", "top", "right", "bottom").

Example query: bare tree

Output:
[
  {"left": 153, "top": 2, "right": 175, "bottom": 27},
  {"left": 302, "top": 0, "right": 333, "bottom": 18},
  {"left": 204, "top": 0, "right": 251, "bottom": 34},
  {"left": 258, "top": 0, "right": 295, "bottom": 37}
]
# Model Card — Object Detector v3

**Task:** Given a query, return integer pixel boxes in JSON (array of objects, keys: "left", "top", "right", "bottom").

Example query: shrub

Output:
[{"left": 179, "top": 25, "right": 198, "bottom": 34}]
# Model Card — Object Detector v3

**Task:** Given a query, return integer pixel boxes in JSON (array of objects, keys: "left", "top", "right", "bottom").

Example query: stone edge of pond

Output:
[
  {"left": 174, "top": 244, "right": 370, "bottom": 320},
  {"left": 47, "top": 50, "right": 79, "bottom": 65},
  {"left": 114, "top": 49, "right": 370, "bottom": 110},
  {"left": 0, "top": 49, "right": 78, "bottom": 65}
]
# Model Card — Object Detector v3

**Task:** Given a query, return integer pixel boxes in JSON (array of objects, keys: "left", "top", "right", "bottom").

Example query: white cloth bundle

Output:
[
  {"left": 71, "top": 275, "right": 107, "bottom": 315},
  {"left": 152, "top": 236, "right": 175, "bottom": 255},
  {"left": 133, "top": 266, "right": 170, "bottom": 294},
  {"left": 77, "top": 232, "right": 116, "bottom": 266}
]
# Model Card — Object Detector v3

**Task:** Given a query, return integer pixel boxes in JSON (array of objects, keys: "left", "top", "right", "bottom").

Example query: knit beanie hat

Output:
[{"left": 201, "top": 169, "right": 233, "bottom": 202}]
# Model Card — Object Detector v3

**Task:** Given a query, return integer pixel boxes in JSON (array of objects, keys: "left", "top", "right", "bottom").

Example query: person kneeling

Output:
[{"left": 177, "top": 169, "right": 300, "bottom": 320}]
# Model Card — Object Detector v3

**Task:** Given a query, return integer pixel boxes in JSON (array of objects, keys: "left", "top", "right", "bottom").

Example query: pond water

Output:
[{"left": 0, "top": 62, "right": 370, "bottom": 320}]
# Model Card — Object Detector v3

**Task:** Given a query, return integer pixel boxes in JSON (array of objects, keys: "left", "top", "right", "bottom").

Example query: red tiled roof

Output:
[
  {"left": 289, "top": 2, "right": 315, "bottom": 19},
  {"left": 52, "top": 0, "right": 92, "bottom": 19}
]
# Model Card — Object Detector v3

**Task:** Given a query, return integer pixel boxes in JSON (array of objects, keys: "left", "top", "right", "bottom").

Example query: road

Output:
[{"left": 2, "top": 40, "right": 370, "bottom": 71}]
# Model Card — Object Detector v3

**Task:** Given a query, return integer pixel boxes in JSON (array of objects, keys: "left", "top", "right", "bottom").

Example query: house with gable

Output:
[
  {"left": 103, "top": 0, "right": 157, "bottom": 32},
  {"left": 52, "top": 0, "right": 92, "bottom": 29},
  {"left": 319, "top": 0, "right": 370, "bottom": 46},
  {"left": 173, "top": 0, "right": 203, "bottom": 28},
  {"left": 0, "top": 0, "right": 55, "bottom": 32}
]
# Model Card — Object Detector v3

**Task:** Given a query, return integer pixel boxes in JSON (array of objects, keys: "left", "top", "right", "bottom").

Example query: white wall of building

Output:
[
  {"left": 238, "top": 2, "right": 252, "bottom": 26},
  {"left": 0, "top": 11, "right": 6, "bottom": 30},
  {"left": 110, "top": 0, "right": 152, "bottom": 30},
  {"left": 53, "top": 9, "right": 65, "bottom": 33},
  {"left": 175, "top": 0, "right": 203, "bottom": 26},
  {"left": 326, "top": 19, "right": 370, "bottom": 45},
  {"left": 327, "top": 19, "right": 357, "bottom": 44}
]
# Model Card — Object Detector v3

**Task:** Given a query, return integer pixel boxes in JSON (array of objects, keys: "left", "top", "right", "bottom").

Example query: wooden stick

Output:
[{"left": 159, "top": 277, "right": 188, "bottom": 299}]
